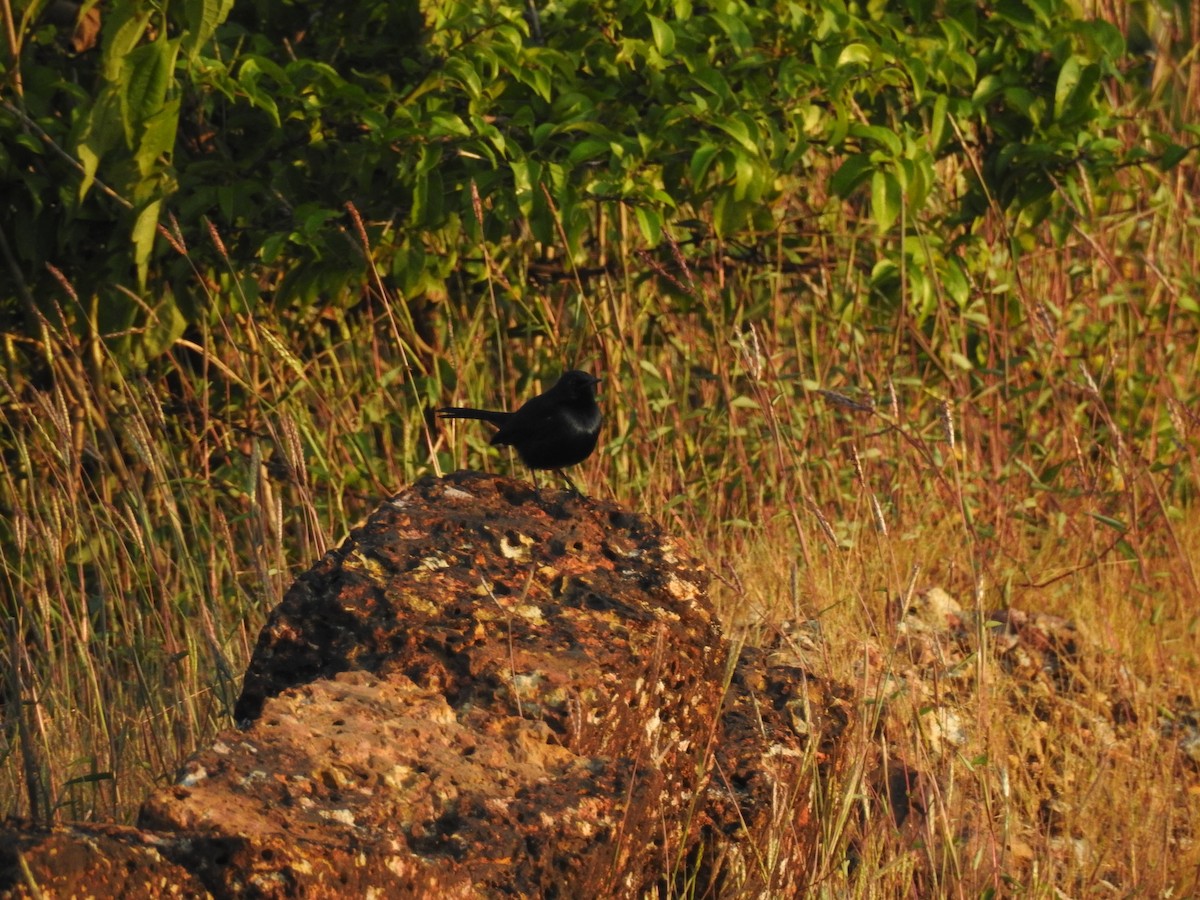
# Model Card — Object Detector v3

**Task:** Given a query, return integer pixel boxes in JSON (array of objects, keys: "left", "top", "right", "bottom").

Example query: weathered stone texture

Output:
[{"left": 1, "top": 472, "right": 847, "bottom": 898}]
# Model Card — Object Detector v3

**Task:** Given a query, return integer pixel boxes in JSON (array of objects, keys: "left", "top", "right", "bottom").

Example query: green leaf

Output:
[
  {"left": 941, "top": 256, "right": 969, "bottom": 308},
  {"left": 1055, "top": 55, "right": 1090, "bottom": 121},
  {"left": 136, "top": 98, "right": 181, "bottom": 177},
  {"left": 1074, "top": 18, "right": 1125, "bottom": 65},
  {"left": 141, "top": 287, "right": 188, "bottom": 359},
  {"left": 63, "top": 771, "right": 115, "bottom": 787},
  {"left": 569, "top": 139, "right": 613, "bottom": 166},
  {"left": 102, "top": 4, "right": 155, "bottom": 81},
  {"left": 1088, "top": 513, "right": 1128, "bottom": 533},
  {"left": 648, "top": 15, "right": 676, "bottom": 57},
  {"left": 848, "top": 123, "right": 903, "bottom": 156},
  {"left": 837, "top": 43, "right": 872, "bottom": 68},
  {"left": 712, "top": 190, "right": 749, "bottom": 239},
  {"left": 518, "top": 65, "right": 553, "bottom": 102},
  {"left": 1002, "top": 86, "right": 1039, "bottom": 122},
  {"left": 411, "top": 169, "right": 445, "bottom": 228},
  {"left": 131, "top": 197, "right": 162, "bottom": 288},
  {"left": 510, "top": 158, "right": 536, "bottom": 214},
  {"left": 929, "top": 93, "right": 949, "bottom": 151},
  {"left": 830, "top": 154, "right": 874, "bottom": 198},
  {"left": 870, "top": 168, "right": 901, "bottom": 232},
  {"left": 634, "top": 205, "right": 663, "bottom": 247},
  {"left": 687, "top": 65, "right": 732, "bottom": 101},
  {"left": 733, "top": 152, "right": 763, "bottom": 202},
  {"left": 712, "top": 12, "right": 752, "bottom": 52},
  {"left": 971, "top": 74, "right": 1004, "bottom": 105},
  {"left": 713, "top": 115, "right": 759, "bottom": 155},
  {"left": 443, "top": 57, "right": 483, "bottom": 99},
  {"left": 427, "top": 111, "right": 471, "bottom": 138},
  {"left": 122, "top": 37, "right": 177, "bottom": 125},
  {"left": 298, "top": 206, "right": 339, "bottom": 237},
  {"left": 75, "top": 89, "right": 124, "bottom": 199},
  {"left": 181, "top": 0, "right": 235, "bottom": 62},
  {"left": 689, "top": 143, "right": 721, "bottom": 184},
  {"left": 236, "top": 58, "right": 282, "bottom": 126}
]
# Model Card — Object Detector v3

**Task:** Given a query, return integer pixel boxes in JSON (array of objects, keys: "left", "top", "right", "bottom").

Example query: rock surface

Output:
[
  {"left": 0, "top": 823, "right": 209, "bottom": 897},
  {"left": 0, "top": 472, "right": 849, "bottom": 898}
]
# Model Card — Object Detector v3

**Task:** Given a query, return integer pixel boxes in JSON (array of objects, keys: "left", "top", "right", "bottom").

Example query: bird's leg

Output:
[{"left": 556, "top": 469, "right": 581, "bottom": 493}]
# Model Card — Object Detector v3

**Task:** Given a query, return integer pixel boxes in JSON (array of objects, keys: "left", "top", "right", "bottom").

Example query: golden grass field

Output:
[{"left": 2, "top": 2, "right": 1199, "bottom": 896}]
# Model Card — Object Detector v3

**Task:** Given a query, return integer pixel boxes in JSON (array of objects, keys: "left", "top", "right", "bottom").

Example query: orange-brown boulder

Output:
[{"left": 1, "top": 472, "right": 849, "bottom": 898}]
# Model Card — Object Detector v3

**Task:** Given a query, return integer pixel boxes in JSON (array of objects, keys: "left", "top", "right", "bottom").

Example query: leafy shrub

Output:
[{"left": 4, "top": 0, "right": 1183, "bottom": 358}]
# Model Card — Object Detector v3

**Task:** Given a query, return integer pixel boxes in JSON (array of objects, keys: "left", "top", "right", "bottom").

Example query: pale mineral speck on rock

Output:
[{"left": 177, "top": 766, "right": 208, "bottom": 788}]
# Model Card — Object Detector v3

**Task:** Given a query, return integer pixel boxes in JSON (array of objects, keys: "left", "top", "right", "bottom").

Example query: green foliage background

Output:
[{"left": 7, "top": 0, "right": 1193, "bottom": 345}]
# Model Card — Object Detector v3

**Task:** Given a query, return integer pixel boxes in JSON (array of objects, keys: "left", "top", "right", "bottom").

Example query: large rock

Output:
[
  {"left": 0, "top": 824, "right": 209, "bottom": 897},
  {"left": 0, "top": 472, "right": 850, "bottom": 897}
]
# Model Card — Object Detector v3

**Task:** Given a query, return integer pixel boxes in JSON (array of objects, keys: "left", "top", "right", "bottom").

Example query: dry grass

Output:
[
  {"left": 3, "top": 10, "right": 1200, "bottom": 894},
  {"left": 718, "top": 504, "right": 1200, "bottom": 895},
  {"left": 5, "top": 184, "right": 1197, "bottom": 892}
]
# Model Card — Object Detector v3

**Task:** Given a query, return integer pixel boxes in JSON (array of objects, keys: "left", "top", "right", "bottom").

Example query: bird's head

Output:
[{"left": 557, "top": 369, "right": 601, "bottom": 401}]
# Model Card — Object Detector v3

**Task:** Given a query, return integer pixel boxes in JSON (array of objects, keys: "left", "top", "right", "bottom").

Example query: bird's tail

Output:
[{"left": 436, "top": 407, "right": 509, "bottom": 426}]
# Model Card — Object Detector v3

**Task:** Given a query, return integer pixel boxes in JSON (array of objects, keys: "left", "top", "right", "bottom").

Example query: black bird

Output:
[{"left": 437, "top": 370, "right": 602, "bottom": 488}]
